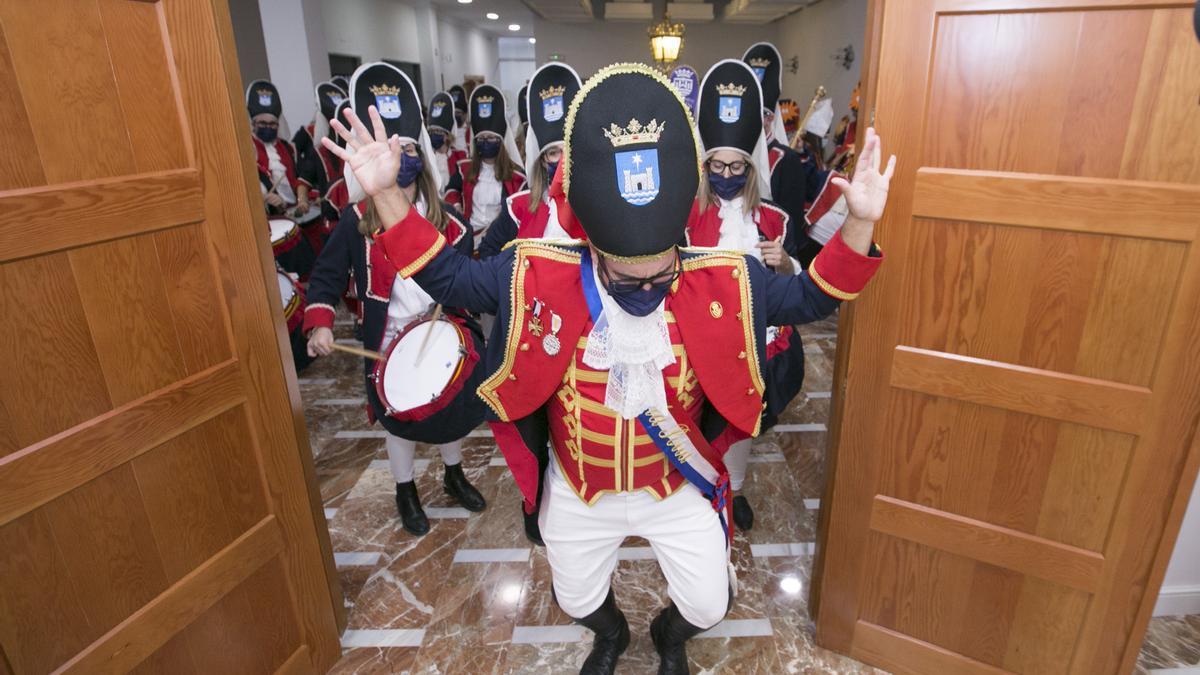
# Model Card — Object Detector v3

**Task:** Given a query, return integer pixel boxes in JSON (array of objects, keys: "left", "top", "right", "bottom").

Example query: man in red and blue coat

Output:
[{"left": 323, "top": 63, "right": 895, "bottom": 675}]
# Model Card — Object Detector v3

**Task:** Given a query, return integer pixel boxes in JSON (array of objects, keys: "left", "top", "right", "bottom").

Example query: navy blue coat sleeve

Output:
[
  {"left": 751, "top": 254, "right": 841, "bottom": 327},
  {"left": 478, "top": 207, "right": 518, "bottom": 259},
  {"left": 410, "top": 245, "right": 514, "bottom": 316},
  {"left": 305, "top": 205, "right": 357, "bottom": 311}
]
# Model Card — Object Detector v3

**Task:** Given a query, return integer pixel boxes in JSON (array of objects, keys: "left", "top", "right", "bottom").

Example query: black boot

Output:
[
  {"left": 650, "top": 604, "right": 706, "bottom": 675},
  {"left": 732, "top": 495, "right": 754, "bottom": 531},
  {"left": 575, "top": 590, "right": 630, "bottom": 675},
  {"left": 443, "top": 463, "right": 486, "bottom": 512},
  {"left": 395, "top": 481, "right": 429, "bottom": 536},
  {"left": 523, "top": 504, "right": 544, "bottom": 546}
]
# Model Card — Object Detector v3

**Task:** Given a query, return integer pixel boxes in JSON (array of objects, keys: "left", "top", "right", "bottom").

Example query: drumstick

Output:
[
  {"left": 415, "top": 304, "right": 443, "bottom": 364},
  {"left": 329, "top": 342, "right": 386, "bottom": 361}
]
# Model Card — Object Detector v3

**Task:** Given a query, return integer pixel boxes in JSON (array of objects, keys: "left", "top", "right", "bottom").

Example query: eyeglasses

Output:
[
  {"left": 597, "top": 252, "right": 681, "bottom": 294},
  {"left": 706, "top": 159, "right": 747, "bottom": 176},
  {"left": 254, "top": 121, "right": 279, "bottom": 129}
]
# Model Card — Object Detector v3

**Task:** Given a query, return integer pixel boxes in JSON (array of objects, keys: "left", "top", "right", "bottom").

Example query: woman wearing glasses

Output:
[{"left": 686, "top": 60, "right": 809, "bottom": 533}]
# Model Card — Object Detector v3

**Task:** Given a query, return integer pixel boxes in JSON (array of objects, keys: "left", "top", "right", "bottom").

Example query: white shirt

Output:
[
  {"left": 453, "top": 125, "right": 467, "bottom": 151},
  {"left": 470, "top": 162, "right": 503, "bottom": 244},
  {"left": 715, "top": 197, "right": 763, "bottom": 263},
  {"left": 433, "top": 149, "right": 451, "bottom": 189},
  {"left": 264, "top": 142, "right": 297, "bottom": 205},
  {"left": 383, "top": 198, "right": 435, "bottom": 344},
  {"left": 541, "top": 193, "right": 572, "bottom": 241}
]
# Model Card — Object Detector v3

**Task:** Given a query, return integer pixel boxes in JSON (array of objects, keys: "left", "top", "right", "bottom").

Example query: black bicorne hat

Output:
[
  {"left": 448, "top": 85, "right": 468, "bottom": 113},
  {"left": 742, "top": 42, "right": 782, "bottom": 112},
  {"left": 696, "top": 60, "right": 763, "bottom": 158},
  {"left": 564, "top": 63, "right": 701, "bottom": 260},
  {"left": 517, "top": 85, "right": 529, "bottom": 125},
  {"left": 426, "top": 92, "right": 455, "bottom": 134},
  {"left": 350, "top": 62, "right": 423, "bottom": 143},
  {"left": 469, "top": 84, "right": 508, "bottom": 138},
  {"left": 331, "top": 75, "right": 350, "bottom": 93},
  {"left": 332, "top": 99, "right": 351, "bottom": 147},
  {"left": 316, "top": 80, "right": 347, "bottom": 122},
  {"left": 246, "top": 79, "right": 282, "bottom": 118},
  {"left": 527, "top": 62, "right": 582, "bottom": 155}
]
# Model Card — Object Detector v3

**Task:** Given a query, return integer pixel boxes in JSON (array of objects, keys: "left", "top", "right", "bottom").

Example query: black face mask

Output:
[
  {"left": 431, "top": 134, "right": 446, "bottom": 150},
  {"left": 476, "top": 137, "right": 501, "bottom": 159},
  {"left": 255, "top": 126, "right": 278, "bottom": 143}
]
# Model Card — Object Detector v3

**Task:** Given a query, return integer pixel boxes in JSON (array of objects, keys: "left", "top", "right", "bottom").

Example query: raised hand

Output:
[
  {"left": 321, "top": 106, "right": 403, "bottom": 198},
  {"left": 831, "top": 127, "right": 896, "bottom": 224}
]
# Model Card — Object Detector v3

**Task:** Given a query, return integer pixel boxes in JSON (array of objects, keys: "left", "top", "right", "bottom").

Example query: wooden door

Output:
[
  {"left": 814, "top": 2, "right": 1200, "bottom": 674},
  {"left": 0, "top": 1, "right": 341, "bottom": 673}
]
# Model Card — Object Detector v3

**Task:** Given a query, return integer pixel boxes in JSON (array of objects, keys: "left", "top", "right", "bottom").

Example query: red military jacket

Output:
[
  {"left": 252, "top": 136, "right": 299, "bottom": 195},
  {"left": 684, "top": 199, "right": 789, "bottom": 248},
  {"left": 444, "top": 158, "right": 527, "bottom": 222}
]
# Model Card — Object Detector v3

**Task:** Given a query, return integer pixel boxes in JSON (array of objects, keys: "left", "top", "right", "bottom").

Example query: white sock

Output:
[
  {"left": 725, "top": 438, "right": 753, "bottom": 492},
  {"left": 385, "top": 435, "right": 417, "bottom": 483}
]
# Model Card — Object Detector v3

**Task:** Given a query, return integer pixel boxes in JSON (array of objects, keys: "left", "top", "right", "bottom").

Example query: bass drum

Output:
[{"left": 365, "top": 312, "right": 487, "bottom": 444}]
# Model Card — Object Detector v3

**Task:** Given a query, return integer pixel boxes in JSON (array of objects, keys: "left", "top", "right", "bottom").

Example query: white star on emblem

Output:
[{"left": 631, "top": 154, "right": 643, "bottom": 169}]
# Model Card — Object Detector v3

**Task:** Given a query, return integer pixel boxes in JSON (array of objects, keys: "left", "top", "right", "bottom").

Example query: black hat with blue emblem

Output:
[
  {"left": 469, "top": 84, "right": 508, "bottom": 139},
  {"left": 246, "top": 79, "right": 282, "bottom": 119},
  {"left": 564, "top": 63, "right": 701, "bottom": 260},
  {"left": 426, "top": 91, "right": 456, "bottom": 135},
  {"left": 316, "top": 80, "right": 347, "bottom": 125},
  {"left": 523, "top": 62, "right": 582, "bottom": 174},
  {"left": 696, "top": 59, "right": 763, "bottom": 158},
  {"left": 448, "top": 84, "right": 468, "bottom": 113},
  {"left": 331, "top": 75, "right": 350, "bottom": 94},
  {"left": 350, "top": 62, "right": 424, "bottom": 142}
]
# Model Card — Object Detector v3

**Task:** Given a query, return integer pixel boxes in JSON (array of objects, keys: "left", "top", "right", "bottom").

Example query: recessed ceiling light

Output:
[
  {"left": 508, "top": 23, "right": 520, "bottom": 31},
  {"left": 486, "top": 12, "right": 498, "bottom": 19},
  {"left": 456, "top": 0, "right": 472, "bottom": 4},
  {"left": 528, "top": 37, "right": 536, "bottom": 44}
]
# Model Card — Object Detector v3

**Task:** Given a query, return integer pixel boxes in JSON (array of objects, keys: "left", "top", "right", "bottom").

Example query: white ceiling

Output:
[{"left": 431, "top": 0, "right": 538, "bottom": 37}]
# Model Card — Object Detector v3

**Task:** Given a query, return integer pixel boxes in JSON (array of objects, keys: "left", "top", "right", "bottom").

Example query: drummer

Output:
[
  {"left": 248, "top": 79, "right": 309, "bottom": 220},
  {"left": 304, "top": 62, "right": 488, "bottom": 536}
]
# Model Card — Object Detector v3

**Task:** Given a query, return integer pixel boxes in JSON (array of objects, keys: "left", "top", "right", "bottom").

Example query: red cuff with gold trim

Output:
[
  {"left": 808, "top": 229, "right": 883, "bottom": 301},
  {"left": 373, "top": 208, "right": 447, "bottom": 278},
  {"left": 302, "top": 303, "right": 336, "bottom": 334}
]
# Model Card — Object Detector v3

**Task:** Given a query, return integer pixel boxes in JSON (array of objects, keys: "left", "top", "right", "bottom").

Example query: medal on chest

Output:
[{"left": 543, "top": 311, "right": 563, "bottom": 356}]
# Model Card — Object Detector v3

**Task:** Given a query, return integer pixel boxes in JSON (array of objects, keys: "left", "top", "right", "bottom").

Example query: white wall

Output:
[
  {"left": 532, "top": 19, "right": 779, "bottom": 80},
  {"left": 1156, "top": 478, "right": 1200, "bottom": 616},
  {"left": 260, "top": 0, "right": 331, "bottom": 133},
  {"left": 775, "top": 0, "right": 867, "bottom": 127},
  {"left": 437, "top": 17, "right": 501, "bottom": 89},
  {"left": 319, "top": 0, "right": 498, "bottom": 100}
]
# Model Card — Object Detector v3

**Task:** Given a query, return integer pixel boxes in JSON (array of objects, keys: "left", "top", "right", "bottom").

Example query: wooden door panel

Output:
[
  {"left": 0, "top": 0, "right": 339, "bottom": 672},
  {"left": 817, "top": 2, "right": 1200, "bottom": 674}
]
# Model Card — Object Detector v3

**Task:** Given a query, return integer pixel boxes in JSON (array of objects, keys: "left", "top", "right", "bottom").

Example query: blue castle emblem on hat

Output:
[
  {"left": 258, "top": 92, "right": 273, "bottom": 106},
  {"left": 719, "top": 96, "right": 742, "bottom": 123},
  {"left": 431, "top": 102, "right": 445, "bottom": 116},
  {"left": 478, "top": 102, "right": 493, "bottom": 118},
  {"left": 329, "top": 93, "right": 345, "bottom": 106},
  {"left": 751, "top": 67, "right": 766, "bottom": 82},
  {"left": 543, "top": 95, "right": 564, "bottom": 122},
  {"left": 615, "top": 150, "right": 659, "bottom": 206}
]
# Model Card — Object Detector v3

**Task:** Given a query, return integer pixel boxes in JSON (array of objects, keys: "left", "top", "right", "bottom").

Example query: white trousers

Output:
[
  {"left": 385, "top": 435, "right": 464, "bottom": 483},
  {"left": 724, "top": 438, "right": 753, "bottom": 492},
  {"left": 538, "top": 465, "right": 730, "bottom": 629}
]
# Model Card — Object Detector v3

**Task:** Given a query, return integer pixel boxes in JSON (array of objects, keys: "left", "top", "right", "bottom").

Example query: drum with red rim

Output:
[
  {"left": 269, "top": 216, "right": 301, "bottom": 256},
  {"left": 276, "top": 269, "right": 304, "bottom": 333},
  {"left": 372, "top": 314, "right": 481, "bottom": 422}
]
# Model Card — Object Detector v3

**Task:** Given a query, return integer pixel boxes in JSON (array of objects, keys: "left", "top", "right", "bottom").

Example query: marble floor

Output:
[{"left": 297, "top": 307, "right": 1200, "bottom": 674}]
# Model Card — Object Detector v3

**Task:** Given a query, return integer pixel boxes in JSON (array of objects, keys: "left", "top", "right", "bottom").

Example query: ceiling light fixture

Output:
[
  {"left": 528, "top": 37, "right": 537, "bottom": 44},
  {"left": 456, "top": 0, "right": 472, "bottom": 4},
  {"left": 486, "top": 12, "right": 498, "bottom": 19},
  {"left": 648, "top": 13, "right": 685, "bottom": 68},
  {"left": 508, "top": 23, "right": 521, "bottom": 31}
]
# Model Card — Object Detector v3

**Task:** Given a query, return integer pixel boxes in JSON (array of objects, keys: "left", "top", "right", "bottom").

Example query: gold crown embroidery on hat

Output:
[
  {"left": 747, "top": 57, "right": 770, "bottom": 68},
  {"left": 539, "top": 85, "right": 566, "bottom": 100},
  {"left": 716, "top": 83, "right": 747, "bottom": 97},
  {"left": 369, "top": 84, "right": 401, "bottom": 96},
  {"left": 476, "top": 95, "right": 495, "bottom": 104},
  {"left": 603, "top": 118, "right": 665, "bottom": 148}
]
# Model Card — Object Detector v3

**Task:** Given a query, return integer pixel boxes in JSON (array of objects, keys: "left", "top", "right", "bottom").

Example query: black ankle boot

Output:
[
  {"left": 395, "top": 481, "right": 429, "bottom": 536},
  {"left": 650, "top": 604, "right": 706, "bottom": 675},
  {"left": 443, "top": 463, "right": 486, "bottom": 512},
  {"left": 732, "top": 495, "right": 754, "bottom": 531},
  {"left": 523, "top": 504, "right": 544, "bottom": 546},
  {"left": 575, "top": 590, "right": 629, "bottom": 675}
]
